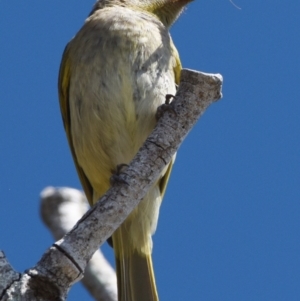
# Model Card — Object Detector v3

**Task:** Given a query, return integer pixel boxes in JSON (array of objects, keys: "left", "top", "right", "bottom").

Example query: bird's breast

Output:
[{"left": 68, "top": 6, "right": 177, "bottom": 195}]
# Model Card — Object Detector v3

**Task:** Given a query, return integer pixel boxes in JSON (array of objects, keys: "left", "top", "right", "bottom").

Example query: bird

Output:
[{"left": 58, "top": 0, "right": 191, "bottom": 300}]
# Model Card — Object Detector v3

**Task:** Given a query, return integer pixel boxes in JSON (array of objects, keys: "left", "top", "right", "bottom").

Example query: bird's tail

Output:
[{"left": 112, "top": 224, "right": 158, "bottom": 301}]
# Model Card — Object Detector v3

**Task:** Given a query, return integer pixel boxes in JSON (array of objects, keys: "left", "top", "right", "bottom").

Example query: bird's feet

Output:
[
  {"left": 110, "top": 163, "right": 129, "bottom": 186},
  {"left": 156, "top": 94, "right": 177, "bottom": 120}
]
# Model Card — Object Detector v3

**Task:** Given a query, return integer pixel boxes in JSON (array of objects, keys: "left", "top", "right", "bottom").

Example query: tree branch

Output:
[
  {"left": 40, "top": 187, "right": 117, "bottom": 301},
  {"left": 0, "top": 69, "right": 222, "bottom": 301}
]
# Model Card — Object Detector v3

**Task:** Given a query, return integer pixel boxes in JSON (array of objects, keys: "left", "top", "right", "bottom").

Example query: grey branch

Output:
[
  {"left": 0, "top": 69, "right": 223, "bottom": 301},
  {"left": 40, "top": 187, "right": 117, "bottom": 301}
]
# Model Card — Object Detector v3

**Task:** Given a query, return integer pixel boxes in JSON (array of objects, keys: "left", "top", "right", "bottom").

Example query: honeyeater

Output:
[{"left": 58, "top": 0, "right": 191, "bottom": 300}]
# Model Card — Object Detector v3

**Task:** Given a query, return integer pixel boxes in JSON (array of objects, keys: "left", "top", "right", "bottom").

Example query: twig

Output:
[{"left": 0, "top": 69, "right": 222, "bottom": 301}]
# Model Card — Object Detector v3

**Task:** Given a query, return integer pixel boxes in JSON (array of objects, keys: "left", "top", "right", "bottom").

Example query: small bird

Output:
[{"left": 58, "top": 0, "right": 192, "bottom": 300}]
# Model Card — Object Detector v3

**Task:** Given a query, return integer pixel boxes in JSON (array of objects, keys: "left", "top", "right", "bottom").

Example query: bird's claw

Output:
[
  {"left": 110, "top": 164, "right": 129, "bottom": 186},
  {"left": 156, "top": 94, "right": 177, "bottom": 120}
]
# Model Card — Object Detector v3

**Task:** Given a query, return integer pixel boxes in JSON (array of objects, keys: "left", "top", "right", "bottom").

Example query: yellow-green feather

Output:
[{"left": 58, "top": 45, "right": 94, "bottom": 204}]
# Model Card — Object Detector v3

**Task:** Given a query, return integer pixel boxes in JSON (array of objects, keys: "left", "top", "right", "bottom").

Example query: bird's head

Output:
[{"left": 93, "top": 0, "right": 193, "bottom": 28}]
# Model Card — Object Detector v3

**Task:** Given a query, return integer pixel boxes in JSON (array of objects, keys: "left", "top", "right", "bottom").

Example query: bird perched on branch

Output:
[{"left": 58, "top": 0, "right": 192, "bottom": 300}]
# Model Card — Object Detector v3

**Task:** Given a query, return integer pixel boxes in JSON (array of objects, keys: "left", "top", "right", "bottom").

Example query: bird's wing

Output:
[
  {"left": 58, "top": 44, "right": 94, "bottom": 204},
  {"left": 159, "top": 42, "right": 181, "bottom": 199}
]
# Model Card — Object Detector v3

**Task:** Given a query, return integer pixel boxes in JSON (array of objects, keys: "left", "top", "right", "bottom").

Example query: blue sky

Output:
[{"left": 0, "top": 1, "right": 299, "bottom": 300}]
